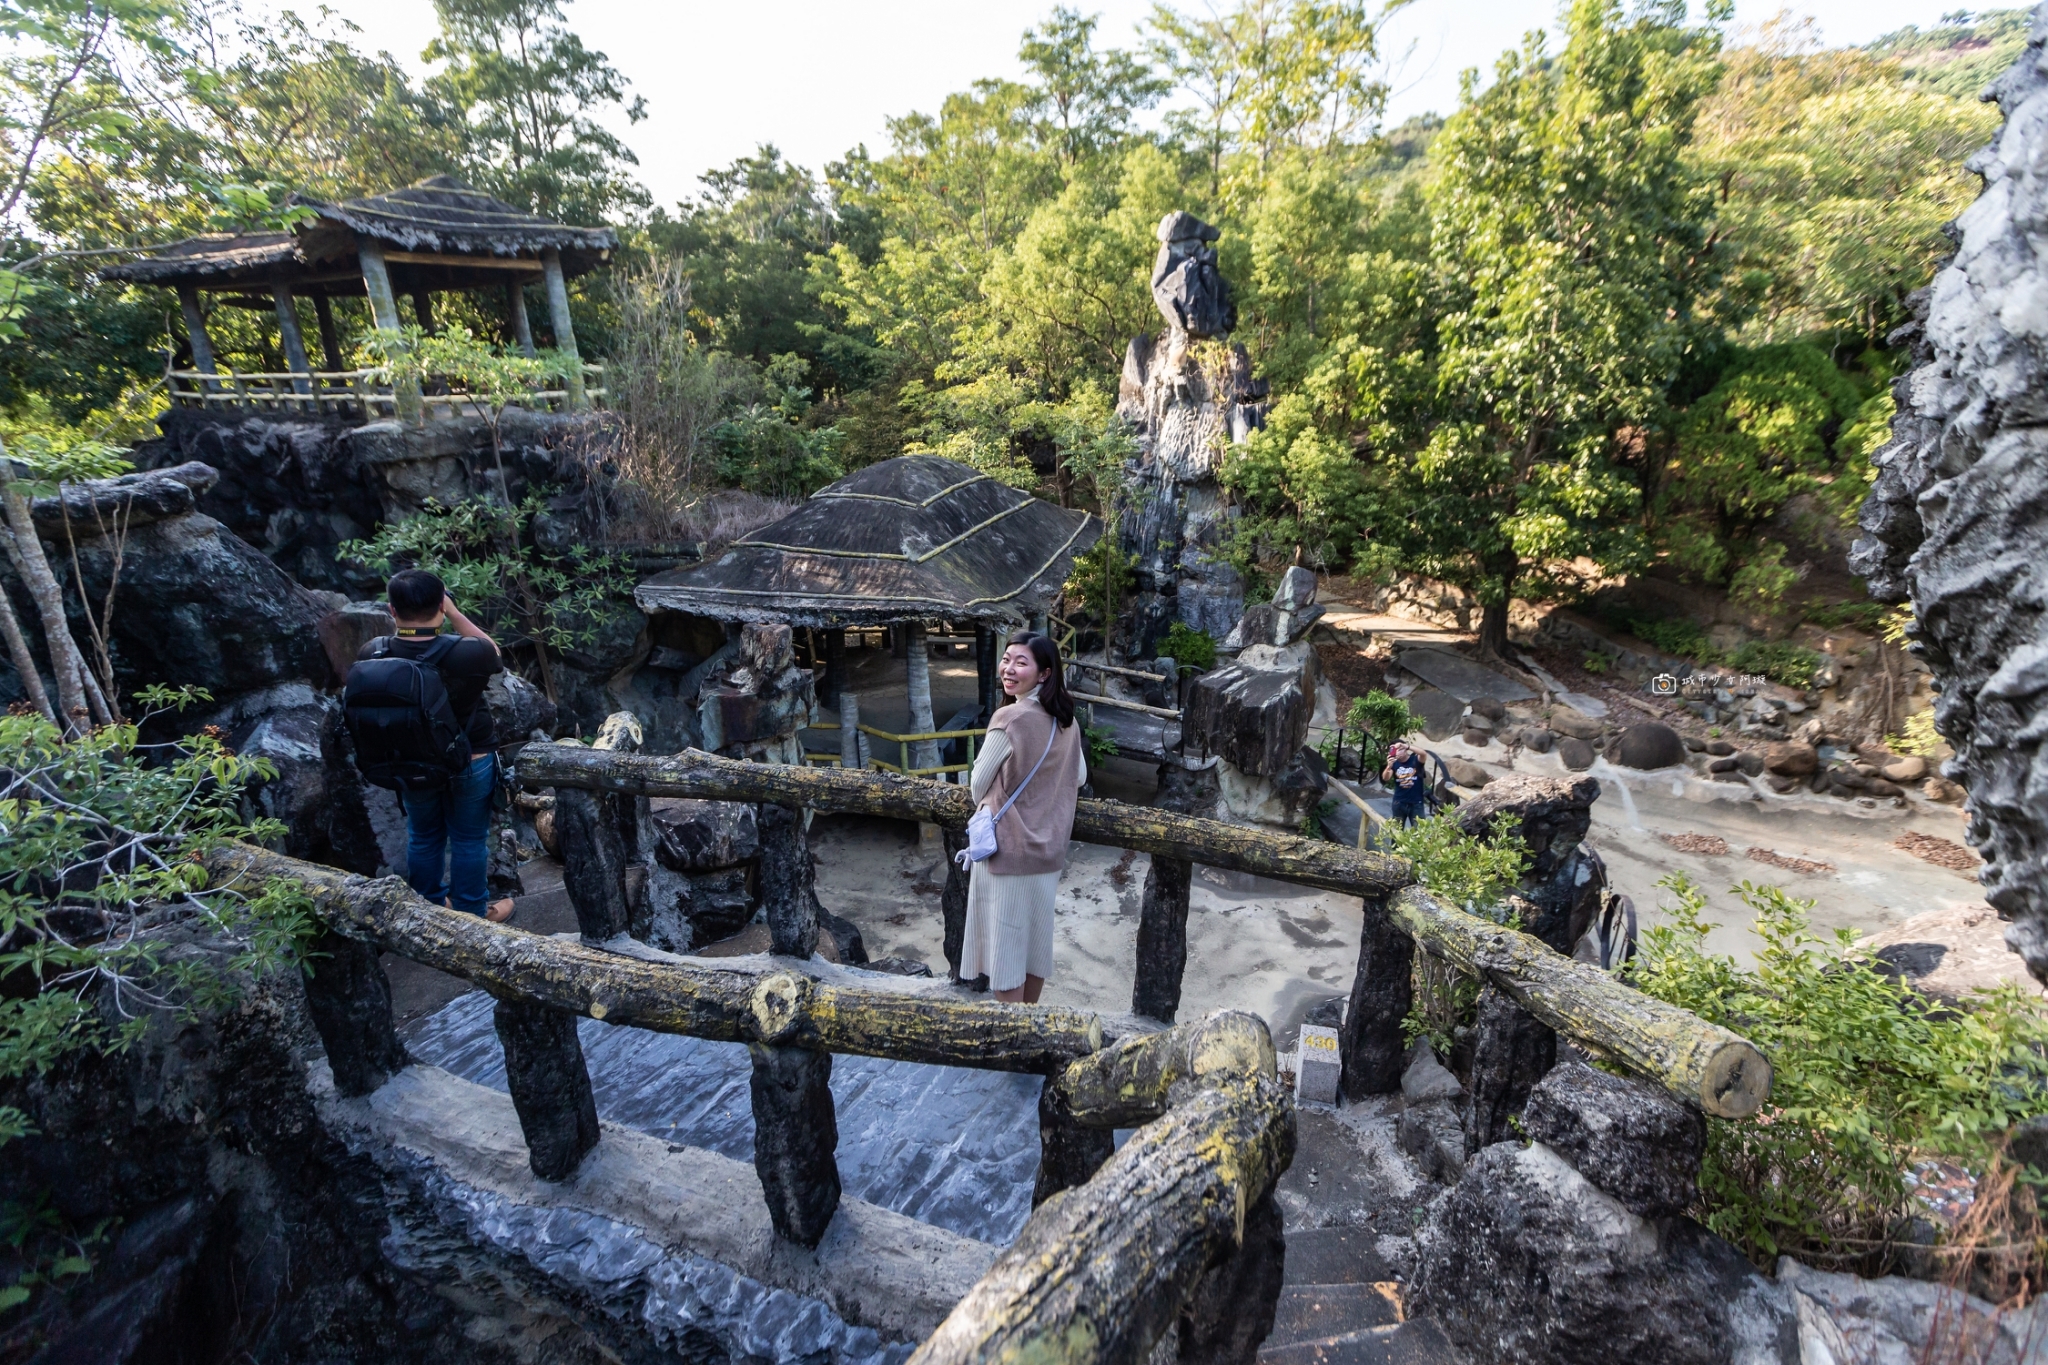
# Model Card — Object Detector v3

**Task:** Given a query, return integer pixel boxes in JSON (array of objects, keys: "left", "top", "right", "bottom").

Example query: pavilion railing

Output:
[
  {"left": 164, "top": 361, "right": 606, "bottom": 418},
  {"left": 203, "top": 740, "right": 1771, "bottom": 1363},
  {"left": 799, "top": 717, "right": 985, "bottom": 780}
]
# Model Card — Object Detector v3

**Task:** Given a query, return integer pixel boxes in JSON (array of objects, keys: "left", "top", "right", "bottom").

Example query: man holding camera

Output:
[{"left": 345, "top": 569, "right": 514, "bottom": 923}]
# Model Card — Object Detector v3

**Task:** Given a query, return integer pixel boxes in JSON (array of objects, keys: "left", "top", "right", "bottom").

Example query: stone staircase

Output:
[{"left": 1257, "top": 1228, "right": 1465, "bottom": 1364}]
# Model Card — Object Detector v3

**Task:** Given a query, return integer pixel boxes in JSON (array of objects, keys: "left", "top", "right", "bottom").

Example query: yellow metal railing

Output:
[
  {"left": 165, "top": 361, "right": 606, "bottom": 417},
  {"left": 799, "top": 719, "right": 986, "bottom": 780}
]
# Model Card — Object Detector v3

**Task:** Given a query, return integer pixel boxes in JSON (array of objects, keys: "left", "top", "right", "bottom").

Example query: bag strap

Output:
[
  {"left": 419, "top": 634, "right": 463, "bottom": 667},
  {"left": 992, "top": 724, "right": 1059, "bottom": 824}
]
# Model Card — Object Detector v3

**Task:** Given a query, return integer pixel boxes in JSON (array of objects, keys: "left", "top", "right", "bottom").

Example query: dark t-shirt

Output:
[
  {"left": 1387, "top": 752, "right": 1427, "bottom": 806},
  {"left": 357, "top": 631, "right": 504, "bottom": 748}
]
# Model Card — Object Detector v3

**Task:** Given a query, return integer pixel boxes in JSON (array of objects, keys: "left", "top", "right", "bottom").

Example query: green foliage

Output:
[
  {"left": 1063, "top": 536, "right": 1136, "bottom": 637},
  {"left": 1388, "top": 810, "right": 1527, "bottom": 918},
  {"left": 1728, "top": 541, "right": 1799, "bottom": 610},
  {"left": 1630, "top": 874, "right": 2048, "bottom": 1267},
  {"left": 1887, "top": 709, "right": 1941, "bottom": 759},
  {"left": 1158, "top": 623, "right": 1217, "bottom": 673},
  {"left": 0, "top": 691, "right": 321, "bottom": 1152},
  {"left": 706, "top": 353, "right": 845, "bottom": 500},
  {"left": 1, "top": 1193, "right": 112, "bottom": 1316},
  {"left": 1082, "top": 721, "right": 1119, "bottom": 769},
  {"left": 1724, "top": 638, "right": 1820, "bottom": 688},
  {"left": 1801, "top": 599, "right": 1889, "bottom": 632},
  {"left": 1332, "top": 689, "right": 1415, "bottom": 772},
  {"left": 340, "top": 493, "right": 630, "bottom": 664},
  {"left": 1618, "top": 613, "right": 1714, "bottom": 660},
  {"left": 1299, "top": 798, "right": 1340, "bottom": 841}
]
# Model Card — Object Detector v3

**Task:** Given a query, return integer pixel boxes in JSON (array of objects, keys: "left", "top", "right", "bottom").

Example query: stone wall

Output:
[{"left": 1851, "top": 5, "right": 2048, "bottom": 985}]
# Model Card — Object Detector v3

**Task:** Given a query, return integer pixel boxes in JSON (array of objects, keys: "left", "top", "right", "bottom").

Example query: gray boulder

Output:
[
  {"left": 651, "top": 799, "right": 760, "bottom": 873},
  {"left": 1149, "top": 211, "right": 1235, "bottom": 338},
  {"left": 485, "top": 671, "right": 557, "bottom": 742},
  {"left": 1549, "top": 707, "right": 1604, "bottom": 741},
  {"left": 1410, "top": 1141, "right": 1796, "bottom": 1365},
  {"left": 1456, "top": 774, "right": 1603, "bottom": 951},
  {"left": 1613, "top": 722, "right": 1688, "bottom": 770},
  {"left": 1558, "top": 736, "right": 1595, "bottom": 770},
  {"left": 1183, "top": 645, "right": 1317, "bottom": 779},
  {"left": 1401, "top": 1044, "right": 1465, "bottom": 1104},
  {"left": 1521, "top": 1057, "right": 1705, "bottom": 1219},
  {"left": 1396, "top": 1102, "right": 1468, "bottom": 1184}
]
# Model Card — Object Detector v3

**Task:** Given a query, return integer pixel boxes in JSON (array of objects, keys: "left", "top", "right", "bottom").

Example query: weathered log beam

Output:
[
  {"left": 206, "top": 843, "right": 1104, "bottom": 1073},
  {"left": 911, "top": 1076, "right": 1295, "bottom": 1365},
  {"left": 1055, "top": 1010, "right": 1276, "bottom": 1130},
  {"left": 515, "top": 744, "right": 1414, "bottom": 897},
  {"left": 1033, "top": 1075, "right": 1116, "bottom": 1207},
  {"left": 1390, "top": 886, "right": 1770, "bottom": 1118}
]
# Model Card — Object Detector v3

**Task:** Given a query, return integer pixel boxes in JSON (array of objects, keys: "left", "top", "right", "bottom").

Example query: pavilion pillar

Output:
[
  {"left": 506, "top": 281, "right": 536, "bottom": 356},
  {"left": 413, "top": 290, "right": 435, "bottom": 334},
  {"left": 356, "top": 236, "right": 422, "bottom": 424},
  {"left": 176, "top": 286, "right": 219, "bottom": 395},
  {"left": 312, "top": 295, "right": 345, "bottom": 372},
  {"left": 905, "top": 623, "right": 939, "bottom": 774},
  {"left": 271, "top": 284, "right": 313, "bottom": 398},
  {"left": 541, "top": 247, "right": 588, "bottom": 411},
  {"left": 821, "top": 628, "right": 846, "bottom": 708},
  {"left": 976, "top": 624, "right": 1000, "bottom": 721}
]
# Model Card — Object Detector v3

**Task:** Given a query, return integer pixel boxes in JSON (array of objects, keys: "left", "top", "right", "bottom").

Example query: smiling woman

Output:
[{"left": 958, "top": 631, "right": 1088, "bottom": 1004}]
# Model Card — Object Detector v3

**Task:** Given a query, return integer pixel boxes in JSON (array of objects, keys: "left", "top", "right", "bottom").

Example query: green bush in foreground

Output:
[
  {"left": 1393, "top": 811, "right": 1529, "bottom": 1053},
  {"left": 1629, "top": 874, "right": 2048, "bottom": 1270}
]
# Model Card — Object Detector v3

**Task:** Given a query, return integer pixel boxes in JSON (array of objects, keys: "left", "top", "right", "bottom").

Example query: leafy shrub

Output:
[
  {"left": 1629, "top": 874, "right": 2048, "bottom": 1270},
  {"left": 0, "top": 689, "right": 320, "bottom": 1140},
  {"left": 1724, "top": 639, "right": 1822, "bottom": 689},
  {"left": 341, "top": 493, "right": 630, "bottom": 700},
  {"left": 1393, "top": 811, "right": 1528, "bottom": 1051},
  {"left": 1621, "top": 614, "right": 1714, "bottom": 660},
  {"left": 1158, "top": 622, "right": 1217, "bottom": 673},
  {"left": 1729, "top": 541, "right": 1801, "bottom": 611},
  {"left": 1082, "top": 722, "right": 1120, "bottom": 769},
  {"left": 1802, "top": 599, "right": 1889, "bottom": 632},
  {"left": 1887, "top": 709, "right": 1941, "bottom": 758},
  {"left": 1331, "top": 690, "right": 1418, "bottom": 773},
  {"left": 707, "top": 353, "right": 845, "bottom": 499}
]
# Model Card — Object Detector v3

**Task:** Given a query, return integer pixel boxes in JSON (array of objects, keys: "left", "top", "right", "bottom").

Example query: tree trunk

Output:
[
  {"left": 0, "top": 581, "right": 53, "bottom": 723},
  {"left": 0, "top": 455, "right": 88, "bottom": 733},
  {"left": 1477, "top": 596, "right": 1511, "bottom": 661}
]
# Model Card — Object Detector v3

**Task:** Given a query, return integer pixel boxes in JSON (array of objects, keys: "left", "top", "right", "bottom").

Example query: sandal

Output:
[{"left": 486, "top": 898, "right": 516, "bottom": 924}]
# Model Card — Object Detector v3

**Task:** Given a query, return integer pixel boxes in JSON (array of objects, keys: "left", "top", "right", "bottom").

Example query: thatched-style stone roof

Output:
[
  {"left": 100, "top": 176, "right": 616, "bottom": 295},
  {"left": 635, "top": 456, "right": 1101, "bottom": 628}
]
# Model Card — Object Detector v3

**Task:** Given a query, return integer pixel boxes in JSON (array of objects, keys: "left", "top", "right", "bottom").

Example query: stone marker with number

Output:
[{"left": 1297, "top": 1024, "right": 1342, "bottom": 1105}]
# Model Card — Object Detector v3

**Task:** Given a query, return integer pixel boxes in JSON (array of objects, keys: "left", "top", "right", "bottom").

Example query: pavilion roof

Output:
[
  {"left": 99, "top": 176, "right": 616, "bottom": 295},
  {"left": 635, "top": 456, "right": 1101, "bottom": 628}
]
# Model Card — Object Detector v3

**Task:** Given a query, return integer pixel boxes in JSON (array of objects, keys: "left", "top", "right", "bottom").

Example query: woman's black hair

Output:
[{"left": 1004, "top": 630, "right": 1075, "bottom": 728}]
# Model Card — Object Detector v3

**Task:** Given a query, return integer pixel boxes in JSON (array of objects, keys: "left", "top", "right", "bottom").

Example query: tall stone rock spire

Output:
[{"left": 1116, "top": 212, "right": 1270, "bottom": 655}]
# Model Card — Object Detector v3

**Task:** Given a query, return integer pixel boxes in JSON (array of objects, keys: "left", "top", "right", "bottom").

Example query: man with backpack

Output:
[{"left": 344, "top": 569, "right": 514, "bottom": 923}]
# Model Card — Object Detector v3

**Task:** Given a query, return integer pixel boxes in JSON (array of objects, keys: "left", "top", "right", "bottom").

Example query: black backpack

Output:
[{"left": 343, "top": 636, "right": 472, "bottom": 792}]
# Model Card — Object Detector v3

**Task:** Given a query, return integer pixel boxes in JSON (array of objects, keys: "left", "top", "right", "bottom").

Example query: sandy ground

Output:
[{"left": 810, "top": 813, "right": 1363, "bottom": 1051}]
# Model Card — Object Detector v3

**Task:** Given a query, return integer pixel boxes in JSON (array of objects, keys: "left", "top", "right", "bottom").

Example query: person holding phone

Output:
[
  {"left": 957, "top": 631, "right": 1087, "bottom": 1003},
  {"left": 1383, "top": 738, "right": 1429, "bottom": 827}
]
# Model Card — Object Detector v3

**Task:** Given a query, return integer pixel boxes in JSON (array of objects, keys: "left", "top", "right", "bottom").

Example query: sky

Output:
[{"left": 315, "top": 0, "right": 1971, "bottom": 210}]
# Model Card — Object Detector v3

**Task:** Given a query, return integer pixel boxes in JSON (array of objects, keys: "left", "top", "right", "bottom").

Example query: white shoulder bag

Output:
[{"left": 955, "top": 726, "right": 1058, "bottom": 869}]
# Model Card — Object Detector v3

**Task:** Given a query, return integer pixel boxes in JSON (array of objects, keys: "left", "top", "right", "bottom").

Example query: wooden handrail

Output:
[{"left": 514, "top": 743, "right": 1415, "bottom": 896}]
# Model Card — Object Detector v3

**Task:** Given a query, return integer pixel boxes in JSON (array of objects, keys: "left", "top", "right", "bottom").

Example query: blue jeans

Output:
[
  {"left": 402, "top": 752, "right": 497, "bottom": 916},
  {"left": 1391, "top": 800, "right": 1425, "bottom": 828}
]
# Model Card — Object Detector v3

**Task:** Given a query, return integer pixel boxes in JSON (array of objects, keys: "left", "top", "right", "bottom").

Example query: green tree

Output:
[
  {"left": 425, "top": 0, "right": 646, "bottom": 223},
  {"left": 1409, "top": 0, "right": 1724, "bottom": 656},
  {"left": 1020, "top": 6, "right": 1168, "bottom": 167}
]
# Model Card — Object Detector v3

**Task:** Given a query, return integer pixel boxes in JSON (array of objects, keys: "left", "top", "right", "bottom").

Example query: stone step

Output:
[
  {"left": 1266, "top": 1282, "right": 1402, "bottom": 1347},
  {"left": 1257, "top": 1318, "right": 1466, "bottom": 1365},
  {"left": 1282, "top": 1225, "right": 1401, "bottom": 1285}
]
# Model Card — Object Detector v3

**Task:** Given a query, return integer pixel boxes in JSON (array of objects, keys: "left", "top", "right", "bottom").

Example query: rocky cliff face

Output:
[{"left": 1852, "top": 5, "right": 2048, "bottom": 985}]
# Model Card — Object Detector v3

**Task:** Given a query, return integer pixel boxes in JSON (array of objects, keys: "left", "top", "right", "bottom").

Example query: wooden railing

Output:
[
  {"left": 800, "top": 717, "right": 987, "bottom": 780},
  {"left": 165, "top": 361, "right": 606, "bottom": 418},
  {"left": 210, "top": 736, "right": 1769, "bottom": 1363}
]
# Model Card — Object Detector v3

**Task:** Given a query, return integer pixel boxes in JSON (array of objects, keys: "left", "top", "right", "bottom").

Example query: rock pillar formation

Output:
[
  {"left": 1852, "top": 7, "right": 2048, "bottom": 986},
  {"left": 1116, "top": 212, "right": 1270, "bottom": 656}
]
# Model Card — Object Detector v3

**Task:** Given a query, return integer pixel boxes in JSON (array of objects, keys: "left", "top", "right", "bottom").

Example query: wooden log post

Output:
[
  {"left": 514, "top": 745, "right": 1415, "bottom": 899},
  {"left": 1033, "top": 1073, "right": 1116, "bottom": 1206},
  {"left": 492, "top": 993, "right": 601, "bottom": 1180},
  {"left": 750, "top": 1042, "right": 841, "bottom": 1246},
  {"left": 940, "top": 825, "right": 975, "bottom": 986},
  {"left": 911, "top": 1077, "right": 1295, "bottom": 1365},
  {"left": 1131, "top": 761, "right": 1212, "bottom": 1023},
  {"left": 1464, "top": 983, "right": 1556, "bottom": 1154},
  {"left": 541, "top": 247, "right": 588, "bottom": 411},
  {"left": 1055, "top": 1011, "right": 1276, "bottom": 1129},
  {"left": 300, "top": 928, "right": 408, "bottom": 1096},
  {"left": 1177, "top": 1189, "right": 1286, "bottom": 1365},
  {"left": 1339, "top": 894, "right": 1413, "bottom": 1099},
  {"left": 356, "top": 235, "right": 421, "bottom": 423},
  {"left": 271, "top": 284, "right": 314, "bottom": 397},
  {"left": 176, "top": 286, "right": 220, "bottom": 395},
  {"left": 1389, "top": 885, "right": 1770, "bottom": 1118},
  {"left": 506, "top": 281, "right": 535, "bottom": 355},
  {"left": 758, "top": 801, "right": 820, "bottom": 959},
  {"left": 204, "top": 844, "right": 1108, "bottom": 1072},
  {"left": 554, "top": 785, "right": 633, "bottom": 942}
]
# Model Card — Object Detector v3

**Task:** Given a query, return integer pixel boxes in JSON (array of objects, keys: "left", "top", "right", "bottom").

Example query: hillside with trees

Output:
[{"left": 0, "top": 0, "right": 2011, "bottom": 640}]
